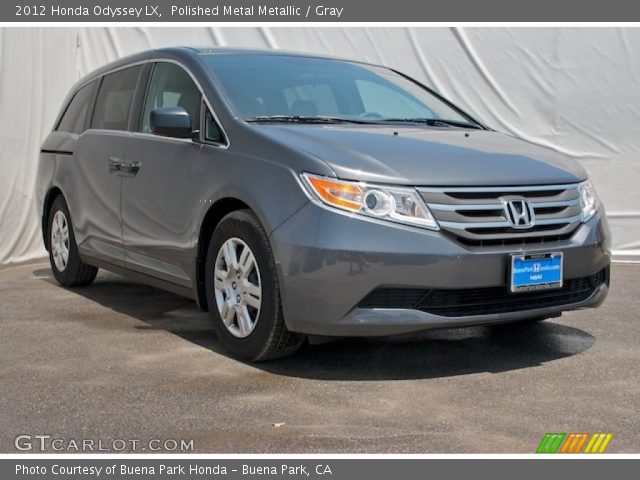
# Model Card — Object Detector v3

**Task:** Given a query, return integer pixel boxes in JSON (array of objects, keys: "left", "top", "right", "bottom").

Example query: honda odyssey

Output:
[{"left": 37, "top": 47, "right": 610, "bottom": 360}]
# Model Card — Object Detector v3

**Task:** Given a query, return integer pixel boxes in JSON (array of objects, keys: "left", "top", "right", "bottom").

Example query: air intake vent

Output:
[{"left": 358, "top": 269, "right": 607, "bottom": 317}]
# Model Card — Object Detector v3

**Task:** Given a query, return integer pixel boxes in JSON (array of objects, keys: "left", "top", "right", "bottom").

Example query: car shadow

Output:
[{"left": 33, "top": 268, "right": 596, "bottom": 381}]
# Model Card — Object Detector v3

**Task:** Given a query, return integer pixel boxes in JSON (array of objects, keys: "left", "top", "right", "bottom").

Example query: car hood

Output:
[{"left": 255, "top": 125, "right": 587, "bottom": 186}]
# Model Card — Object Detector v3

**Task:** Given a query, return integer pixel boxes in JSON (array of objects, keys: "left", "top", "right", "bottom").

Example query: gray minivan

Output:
[{"left": 37, "top": 47, "right": 610, "bottom": 360}]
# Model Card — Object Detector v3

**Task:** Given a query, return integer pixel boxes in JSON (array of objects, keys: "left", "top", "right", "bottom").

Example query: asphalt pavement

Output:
[{"left": 0, "top": 262, "right": 638, "bottom": 453}]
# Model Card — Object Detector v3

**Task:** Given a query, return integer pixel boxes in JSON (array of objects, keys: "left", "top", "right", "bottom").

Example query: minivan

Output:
[{"left": 37, "top": 47, "right": 610, "bottom": 360}]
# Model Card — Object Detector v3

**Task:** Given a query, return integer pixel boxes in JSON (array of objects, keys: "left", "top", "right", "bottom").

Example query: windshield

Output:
[{"left": 201, "top": 54, "right": 478, "bottom": 126}]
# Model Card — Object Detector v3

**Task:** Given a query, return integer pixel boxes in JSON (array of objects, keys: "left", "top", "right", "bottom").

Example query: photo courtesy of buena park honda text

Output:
[{"left": 0, "top": 0, "right": 638, "bottom": 478}]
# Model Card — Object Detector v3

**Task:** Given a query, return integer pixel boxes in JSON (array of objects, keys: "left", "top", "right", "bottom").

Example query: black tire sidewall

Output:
[{"left": 205, "top": 211, "right": 281, "bottom": 360}]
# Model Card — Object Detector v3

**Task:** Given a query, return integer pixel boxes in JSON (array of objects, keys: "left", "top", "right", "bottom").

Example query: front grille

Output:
[
  {"left": 358, "top": 269, "right": 607, "bottom": 317},
  {"left": 419, "top": 184, "right": 582, "bottom": 247}
]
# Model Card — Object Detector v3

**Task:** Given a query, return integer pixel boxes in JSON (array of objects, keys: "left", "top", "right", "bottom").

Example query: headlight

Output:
[
  {"left": 301, "top": 173, "right": 439, "bottom": 230},
  {"left": 578, "top": 179, "right": 600, "bottom": 222}
]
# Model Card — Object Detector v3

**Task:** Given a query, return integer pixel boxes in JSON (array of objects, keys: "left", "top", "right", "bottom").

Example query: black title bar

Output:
[{"left": 5, "top": 0, "right": 640, "bottom": 22}]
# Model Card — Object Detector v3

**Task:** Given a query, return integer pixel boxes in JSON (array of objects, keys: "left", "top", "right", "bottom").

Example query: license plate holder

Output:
[{"left": 510, "top": 252, "right": 563, "bottom": 293}]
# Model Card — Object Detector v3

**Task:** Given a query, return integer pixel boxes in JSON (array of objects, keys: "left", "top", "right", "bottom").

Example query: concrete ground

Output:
[{"left": 0, "top": 262, "right": 638, "bottom": 453}]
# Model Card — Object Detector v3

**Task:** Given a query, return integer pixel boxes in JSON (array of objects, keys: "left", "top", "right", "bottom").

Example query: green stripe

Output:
[
  {"left": 536, "top": 433, "right": 553, "bottom": 453},
  {"left": 536, "top": 433, "right": 566, "bottom": 453},
  {"left": 548, "top": 433, "right": 566, "bottom": 453}
]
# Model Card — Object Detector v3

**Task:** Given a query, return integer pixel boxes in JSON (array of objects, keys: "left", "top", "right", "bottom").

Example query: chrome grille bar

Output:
[
  {"left": 418, "top": 183, "right": 579, "bottom": 193},
  {"left": 426, "top": 197, "right": 580, "bottom": 211},
  {"left": 418, "top": 184, "right": 582, "bottom": 246}
]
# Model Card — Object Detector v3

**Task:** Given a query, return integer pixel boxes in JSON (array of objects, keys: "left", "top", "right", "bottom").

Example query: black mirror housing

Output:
[{"left": 150, "top": 107, "right": 193, "bottom": 138}]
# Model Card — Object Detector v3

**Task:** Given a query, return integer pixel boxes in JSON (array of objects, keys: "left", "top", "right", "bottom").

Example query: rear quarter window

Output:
[
  {"left": 56, "top": 81, "right": 97, "bottom": 134},
  {"left": 91, "top": 66, "right": 142, "bottom": 131}
]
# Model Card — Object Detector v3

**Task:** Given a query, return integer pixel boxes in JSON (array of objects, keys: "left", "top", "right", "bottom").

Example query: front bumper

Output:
[{"left": 270, "top": 202, "right": 611, "bottom": 336}]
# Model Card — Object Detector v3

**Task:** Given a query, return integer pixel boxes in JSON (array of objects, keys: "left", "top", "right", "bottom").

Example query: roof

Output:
[
  {"left": 173, "top": 46, "right": 370, "bottom": 64},
  {"left": 70, "top": 46, "right": 381, "bottom": 94}
]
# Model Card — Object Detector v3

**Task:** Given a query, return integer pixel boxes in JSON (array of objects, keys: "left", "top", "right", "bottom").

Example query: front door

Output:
[{"left": 121, "top": 62, "right": 202, "bottom": 287}]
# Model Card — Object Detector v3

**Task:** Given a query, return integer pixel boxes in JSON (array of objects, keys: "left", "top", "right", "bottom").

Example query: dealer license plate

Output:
[{"left": 510, "top": 252, "right": 563, "bottom": 293}]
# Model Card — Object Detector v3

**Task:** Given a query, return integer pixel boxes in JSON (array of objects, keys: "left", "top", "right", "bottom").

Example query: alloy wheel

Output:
[
  {"left": 213, "top": 237, "right": 262, "bottom": 338},
  {"left": 51, "top": 210, "right": 70, "bottom": 272}
]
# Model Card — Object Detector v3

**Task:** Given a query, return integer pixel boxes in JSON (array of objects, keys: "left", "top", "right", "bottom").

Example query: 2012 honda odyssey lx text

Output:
[{"left": 37, "top": 47, "right": 610, "bottom": 360}]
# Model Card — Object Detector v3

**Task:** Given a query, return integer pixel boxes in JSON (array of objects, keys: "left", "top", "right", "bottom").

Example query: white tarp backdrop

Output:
[{"left": 1, "top": 27, "right": 639, "bottom": 266}]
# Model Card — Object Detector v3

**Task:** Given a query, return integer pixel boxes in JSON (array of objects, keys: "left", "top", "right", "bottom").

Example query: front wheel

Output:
[
  {"left": 47, "top": 196, "right": 98, "bottom": 287},
  {"left": 205, "top": 210, "right": 306, "bottom": 361}
]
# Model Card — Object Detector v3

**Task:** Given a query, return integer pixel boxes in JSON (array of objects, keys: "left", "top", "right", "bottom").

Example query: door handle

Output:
[
  {"left": 108, "top": 157, "right": 122, "bottom": 174},
  {"left": 118, "top": 161, "right": 142, "bottom": 175}
]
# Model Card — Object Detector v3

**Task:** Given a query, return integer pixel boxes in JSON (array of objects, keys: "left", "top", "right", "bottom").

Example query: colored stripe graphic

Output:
[
  {"left": 573, "top": 433, "right": 590, "bottom": 453},
  {"left": 537, "top": 433, "right": 613, "bottom": 453},
  {"left": 559, "top": 433, "right": 589, "bottom": 453},
  {"left": 536, "top": 433, "right": 566, "bottom": 453},
  {"left": 584, "top": 433, "right": 614, "bottom": 453}
]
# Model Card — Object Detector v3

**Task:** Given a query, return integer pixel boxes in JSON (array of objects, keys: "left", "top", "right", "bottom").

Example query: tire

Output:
[
  {"left": 205, "top": 210, "right": 306, "bottom": 361},
  {"left": 47, "top": 196, "right": 98, "bottom": 287}
]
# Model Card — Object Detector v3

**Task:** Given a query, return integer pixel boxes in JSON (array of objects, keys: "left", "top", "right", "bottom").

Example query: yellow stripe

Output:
[
  {"left": 584, "top": 434, "right": 598, "bottom": 453},
  {"left": 590, "top": 434, "right": 606, "bottom": 453},
  {"left": 598, "top": 434, "right": 613, "bottom": 453}
]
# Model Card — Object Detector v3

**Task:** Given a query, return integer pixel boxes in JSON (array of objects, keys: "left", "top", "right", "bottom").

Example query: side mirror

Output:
[{"left": 150, "top": 107, "right": 194, "bottom": 138}]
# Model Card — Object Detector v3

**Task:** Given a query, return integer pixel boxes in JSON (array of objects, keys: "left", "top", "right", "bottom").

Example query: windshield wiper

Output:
[
  {"left": 246, "top": 115, "right": 376, "bottom": 125},
  {"left": 380, "top": 118, "right": 483, "bottom": 129},
  {"left": 246, "top": 115, "right": 483, "bottom": 129}
]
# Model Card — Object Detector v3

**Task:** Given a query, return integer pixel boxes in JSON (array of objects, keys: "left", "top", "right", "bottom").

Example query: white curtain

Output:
[{"left": 1, "top": 27, "right": 638, "bottom": 265}]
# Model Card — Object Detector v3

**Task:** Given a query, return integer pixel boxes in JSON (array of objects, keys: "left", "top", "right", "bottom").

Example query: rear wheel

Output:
[
  {"left": 47, "top": 196, "right": 98, "bottom": 287},
  {"left": 205, "top": 210, "right": 306, "bottom": 361}
]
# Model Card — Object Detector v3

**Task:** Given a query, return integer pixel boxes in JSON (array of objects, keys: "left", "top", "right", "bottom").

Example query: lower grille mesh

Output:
[
  {"left": 451, "top": 230, "right": 577, "bottom": 247},
  {"left": 358, "top": 268, "right": 607, "bottom": 317}
]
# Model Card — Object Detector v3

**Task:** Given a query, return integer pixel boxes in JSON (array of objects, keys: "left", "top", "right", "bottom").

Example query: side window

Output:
[
  {"left": 142, "top": 63, "right": 201, "bottom": 133},
  {"left": 204, "top": 107, "right": 224, "bottom": 144},
  {"left": 56, "top": 81, "right": 96, "bottom": 134},
  {"left": 91, "top": 66, "right": 141, "bottom": 131}
]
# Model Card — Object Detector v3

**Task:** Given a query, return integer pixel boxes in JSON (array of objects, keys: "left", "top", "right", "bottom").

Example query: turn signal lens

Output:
[
  {"left": 305, "top": 175, "right": 363, "bottom": 212},
  {"left": 301, "top": 173, "right": 439, "bottom": 230}
]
